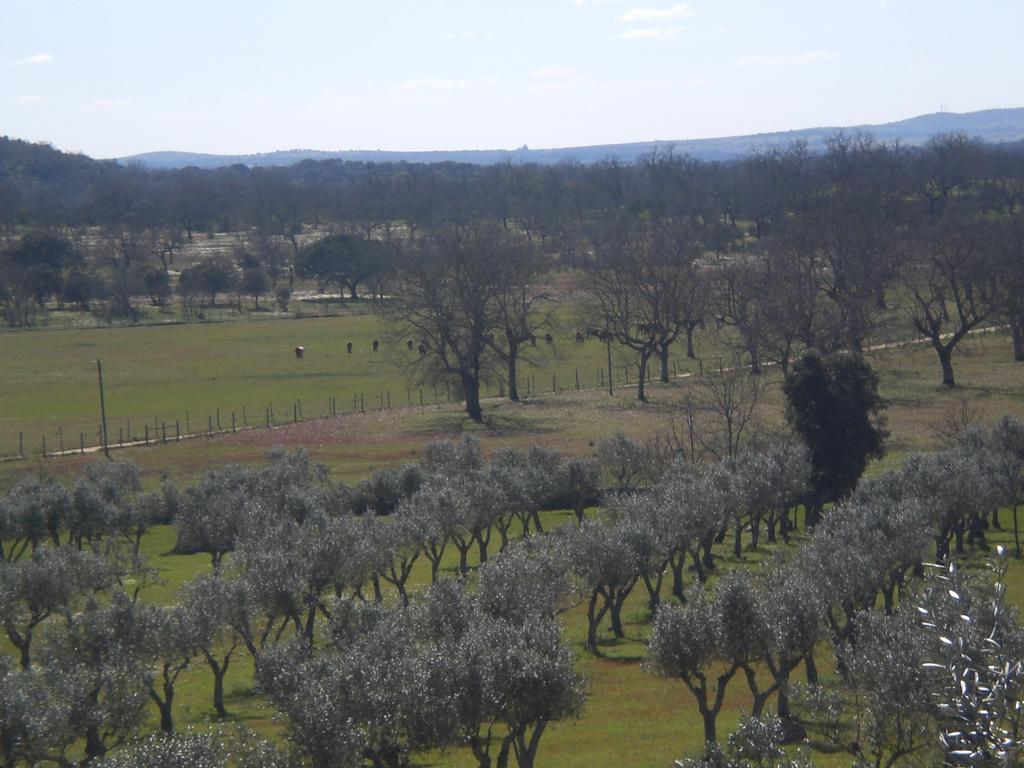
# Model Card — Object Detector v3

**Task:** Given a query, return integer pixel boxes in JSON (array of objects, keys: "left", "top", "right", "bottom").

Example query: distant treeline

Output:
[
  {"left": 2, "top": 131, "right": 1024, "bottom": 237},
  {"left": 3, "top": 131, "right": 1024, "bottom": 402}
]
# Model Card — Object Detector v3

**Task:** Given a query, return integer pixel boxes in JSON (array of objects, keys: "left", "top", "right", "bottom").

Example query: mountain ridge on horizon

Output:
[{"left": 118, "top": 107, "right": 1024, "bottom": 170}]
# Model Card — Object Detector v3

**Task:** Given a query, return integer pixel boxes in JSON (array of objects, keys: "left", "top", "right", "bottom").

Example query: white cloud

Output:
[
  {"left": 8, "top": 95, "right": 46, "bottom": 104},
  {"left": 618, "top": 4, "right": 693, "bottom": 22},
  {"left": 83, "top": 98, "right": 131, "bottom": 110},
  {"left": 531, "top": 66, "right": 577, "bottom": 78},
  {"left": 528, "top": 76, "right": 597, "bottom": 94},
  {"left": 733, "top": 50, "right": 839, "bottom": 68},
  {"left": 614, "top": 26, "right": 683, "bottom": 39},
  {"left": 397, "top": 78, "right": 470, "bottom": 92},
  {"left": 7, "top": 52, "right": 54, "bottom": 66}
]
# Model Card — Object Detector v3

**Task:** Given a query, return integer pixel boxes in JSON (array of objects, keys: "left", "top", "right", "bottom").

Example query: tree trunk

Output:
[
  {"left": 937, "top": 345, "right": 956, "bottom": 388},
  {"left": 1014, "top": 504, "right": 1021, "bottom": 559},
  {"left": 212, "top": 661, "right": 228, "bottom": 717},
  {"left": 477, "top": 531, "right": 489, "bottom": 564},
  {"left": 659, "top": 343, "right": 670, "bottom": 383},
  {"left": 608, "top": 592, "right": 626, "bottom": 638},
  {"left": 1011, "top": 311, "right": 1024, "bottom": 362},
  {"left": 685, "top": 325, "right": 696, "bottom": 358},
  {"left": 15, "top": 632, "right": 31, "bottom": 671},
  {"left": 586, "top": 589, "right": 609, "bottom": 653},
  {"left": 513, "top": 723, "right": 546, "bottom": 768},
  {"left": 804, "top": 651, "right": 819, "bottom": 684},
  {"left": 507, "top": 337, "right": 520, "bottom": 402},
  {"left": 159, "top": 695, "right": 174, "bottom": 733},
  {"left": 462, "top": 373, "right": 483, "bottom": 422},
  {"left": 670, "top": 552, "right": 687, "bottom": 601},
  {"left": 637, "top": 352, "right": 650, "bottom": 402},
  {"left": 700, "top": 707, "right": 717, "bottom": 744},
  {"left": 469, "top": 736, "right": 492, "bottom": 768}
]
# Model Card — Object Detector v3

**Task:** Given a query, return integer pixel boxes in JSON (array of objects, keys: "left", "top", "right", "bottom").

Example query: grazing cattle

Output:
[
  {"left": 295, "top": 346, "right": 305, "bottom": 359},
  {"left": 407, "top": 339, "right": 414, "bottom": 350},
  {"left": 530, "top": 334, "right": 537, "bottom": 346},
  {"left": 372, "top": 340, "right": 380, "bottom": 352},
  {"left": 586, "top": 328, "right": 612, "bottom": 342},
  {"left": 347, "top": 342, "right": 353, "bottom": 353},
  {"left": 544, "top": 333, "right": 554, "bottom": 344},
  {"left": 575, "top": 331, "right": 585, "bottom": 344}
]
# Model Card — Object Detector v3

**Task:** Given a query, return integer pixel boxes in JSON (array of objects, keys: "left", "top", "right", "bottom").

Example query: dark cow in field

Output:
[
  {"left": 543, "top": 333, "right": 554, "bottom": 344},
  {"left": 575, "top": 331, "right": 585, "bottom": 344},
  {"left": 347, "top": 342, "right": 353, "bottom": 353},
  {"left": 586, "top": 327, "right": 613, "bottom": 342},
  {"left": 295, "top": 346, "right": 305, "bottom": 359},
  {"left": 372, "top": 340, "right": 380, "bottom": 352},
  {"left": 407, "top": 339, "right": 414, "bottom": 350}
]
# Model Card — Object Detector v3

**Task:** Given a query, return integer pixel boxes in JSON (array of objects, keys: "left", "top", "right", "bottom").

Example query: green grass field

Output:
[
  {"left": 2, "top": 311, "right": 1024, "bottom": 766},
  {"left": 0, "top": 307, "right": 718, "bottom": 461}
]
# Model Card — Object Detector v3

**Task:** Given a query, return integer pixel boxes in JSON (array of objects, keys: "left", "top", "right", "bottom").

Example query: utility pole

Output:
[
  {"left": 605, "top": 318, "right": 614, "bottom": 397},
  {"left": 96, "top": 359, "right": 111, "bottom": 459}
]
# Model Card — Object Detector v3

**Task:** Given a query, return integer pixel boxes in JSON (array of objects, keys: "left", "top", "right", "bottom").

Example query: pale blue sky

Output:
[{"left": 1, "top": 0, "right": 1019, "bottom": 158}]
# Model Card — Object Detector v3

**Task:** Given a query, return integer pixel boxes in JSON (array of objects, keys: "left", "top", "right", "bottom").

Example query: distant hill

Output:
[{"left": 118, "top": 107, "right": 1024, "bottom": 169}]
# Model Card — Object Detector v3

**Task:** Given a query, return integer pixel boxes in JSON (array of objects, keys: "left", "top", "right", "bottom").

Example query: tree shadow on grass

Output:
[
  {"left": 402, "top": 408, "right": 560, "bottom": 438},
  {"left": 591, "top": 636, "right": 646, "bottom": 664}
]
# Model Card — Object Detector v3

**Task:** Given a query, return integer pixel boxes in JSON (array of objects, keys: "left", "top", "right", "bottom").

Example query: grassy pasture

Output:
[
  {"left": 2, "top": 312, "right": 1024, "bottom": 766},
  {"left": 0, "top": 308, "right": 720, "bottom": 461},
  {"left": 97, "top": 502, "right": 1024, "bottom": 768}
]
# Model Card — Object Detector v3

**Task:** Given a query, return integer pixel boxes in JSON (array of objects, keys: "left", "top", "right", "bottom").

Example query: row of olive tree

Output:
[{"left": 647, "top": 415, "right": 1024, "bottom": 764}]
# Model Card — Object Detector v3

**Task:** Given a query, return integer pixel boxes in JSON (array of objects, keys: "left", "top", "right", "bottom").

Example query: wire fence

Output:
[{"left": 0, "top": 351, "right": 735, "bottom": 464}]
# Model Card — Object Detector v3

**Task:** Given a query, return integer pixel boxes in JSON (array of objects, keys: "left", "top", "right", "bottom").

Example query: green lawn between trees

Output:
[
  {"left": 1, "top": 316, "right": 1024, "bottom": 766},
  {"left": 0, "top": 308, "right": 719, "bottom": 461}
]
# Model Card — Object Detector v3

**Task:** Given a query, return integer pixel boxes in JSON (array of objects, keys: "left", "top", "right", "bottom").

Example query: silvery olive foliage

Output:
[
  {"left": 0, "top": 545, "right": 113, "bottom": 669},
  {"left": 2, "top": 421, "right": 1024, "bottom": 767},
  {"left": 0, "top": 475, "right": 70, "bottom": 558},
  {"left": 258, "top": 578, "right": 584, "bottom": 768},
  {"left": 562, "top": 517, "right": 641, "bottom": 653},
  {"left": 37, "top": 590, "right": 152, "bottom": 762},
  {"left": 0, "top": 655, "right": 81, "bottom": 767},
  {"left": 674, "top": 715, "right": 813, "bottom": 768},
  {"left": 919, "top": 549, "right": 1024, "bottom": 767},
  {"left": 92, "top": 726, "right": 292, "bottom": 768},
  {"left": 647, "top": 585, "right": 739, "bottom": 745},
  {"left": 596, "top": 432, "right": 649, "bottom": 492}
]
